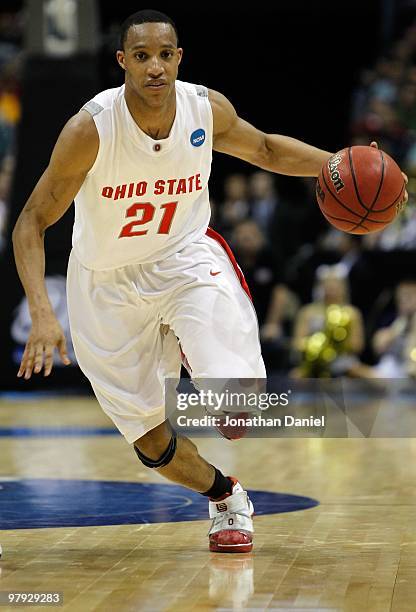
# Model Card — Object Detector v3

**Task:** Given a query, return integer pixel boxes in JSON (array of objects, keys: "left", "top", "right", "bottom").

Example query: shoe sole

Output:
[{"left": 209, "top": 541, "right": 253, "bottom": 553}]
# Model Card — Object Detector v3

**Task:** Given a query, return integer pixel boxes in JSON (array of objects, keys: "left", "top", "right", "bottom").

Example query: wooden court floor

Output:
[{"left": 1, "top": 396, "right": 416, "bottom": 611}]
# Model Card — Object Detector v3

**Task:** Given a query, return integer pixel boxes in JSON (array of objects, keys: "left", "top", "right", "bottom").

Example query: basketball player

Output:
[{"left": 11, "top": 10, "right": 407, "bottom": 553}]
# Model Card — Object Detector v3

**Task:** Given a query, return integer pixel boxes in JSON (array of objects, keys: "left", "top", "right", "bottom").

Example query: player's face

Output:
[{"left": 116, "top": 22, "right": 183, "bottom": 107}]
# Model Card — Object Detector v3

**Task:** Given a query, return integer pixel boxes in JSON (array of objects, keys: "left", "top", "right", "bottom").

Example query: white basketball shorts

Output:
[{"left": 66, "top": 228, "right": 266, "bottom": 443}]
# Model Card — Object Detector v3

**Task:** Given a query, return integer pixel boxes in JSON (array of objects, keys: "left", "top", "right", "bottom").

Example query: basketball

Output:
[{"left": 316, "top": 146, "right": 406, "bottom": 234}]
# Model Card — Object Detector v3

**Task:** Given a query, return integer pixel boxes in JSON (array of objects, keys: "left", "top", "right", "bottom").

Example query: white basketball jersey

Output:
[{"left": 72, "top": 80, "right": 213, "bottom": 269}]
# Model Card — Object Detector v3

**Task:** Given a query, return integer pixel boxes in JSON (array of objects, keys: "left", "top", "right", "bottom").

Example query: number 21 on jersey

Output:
[{"left": 119, "top": 201, "right": 178, "bottom": 238}]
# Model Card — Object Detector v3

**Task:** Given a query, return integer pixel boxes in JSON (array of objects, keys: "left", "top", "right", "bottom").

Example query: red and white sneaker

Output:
[{"left": 208, "top": 478, "right": 254, "bottom": 553}]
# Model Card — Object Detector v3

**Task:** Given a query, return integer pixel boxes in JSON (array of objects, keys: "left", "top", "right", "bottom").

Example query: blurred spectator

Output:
[
  {"left": 231, "top": 219, "right": 298, "bottom": 371},
  {"left": 291, "top": 265, "right": 365, "bottom": 378},
  {"left": 351, "top": 69, "right": 377, "bottom": 122},
  {"left": 0, "top": 10, "right": 22, "bottom": 142},
  {"left": 405, "top": 65, "right": 416, "bottom": 86},
  {"left": 269, "top": 176, "right": 326, "bottom": 262},
  {"left": 404, "top": 137, "right": 416, "bottom": 173},
  {"left": 397, "top": 81, "right": 416, "bottom": 131},
  {"left": 0, "top": 8, "right": 22, "bottom": 251},
  {"left": 362, "top": 278, "right": 416, "bottom": 378},
  {"left": 353, "top": 97, "right": 404, "bottom": 159},
  {"left": 362, "top": 194, "right": 416, "bottom": 250},
  {"left": 232, "top": 219, "right": 286, "bottom": 329},
  {"left": 370, "top": 58, "right": 404, "bottom": 105},
  {"left": 0, "top": 153, "right": 15, "bottom": 252},
  {"left": 286, "top": 236, "right": 339, "bottom": 306},
  {"left": 349, "top": 16, "right": 416, "bottom": 251},
  {"left": 321, "top": 229, "right": 378, "bottom": 313},
  {"left": 351, "top": 17, "right": 416, "bottom": 170},
  {"left": 0, "top": 61, "right": 20, "bottom": 164},
  {"left": 217, "top": 173, "right": 249, "bottom": 239},
  {"left": 391, "top": 38, "right": 414, "bottom": 65},
  {"left": 248, "top": 171, "right": 278, "bottom": 236}
]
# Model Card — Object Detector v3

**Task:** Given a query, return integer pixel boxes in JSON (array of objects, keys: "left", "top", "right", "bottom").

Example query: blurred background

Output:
[{"left": 1, "top": 0, "right": 416, "bottom": 390}]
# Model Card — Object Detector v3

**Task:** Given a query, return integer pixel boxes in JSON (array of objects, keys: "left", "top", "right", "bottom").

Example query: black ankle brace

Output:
[{"left": 202, "top": 467, "right": 233, "bottom": 499}]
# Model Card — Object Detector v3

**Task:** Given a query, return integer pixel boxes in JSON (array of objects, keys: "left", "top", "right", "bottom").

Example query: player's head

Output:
[{"left": 116, "top": 10, "right": 182, "bottom": 107}]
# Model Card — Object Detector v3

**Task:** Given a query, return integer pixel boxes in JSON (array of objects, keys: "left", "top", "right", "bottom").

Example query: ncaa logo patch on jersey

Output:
[{"left": 190, "top": 128, "right": 206, "bottom": 147}]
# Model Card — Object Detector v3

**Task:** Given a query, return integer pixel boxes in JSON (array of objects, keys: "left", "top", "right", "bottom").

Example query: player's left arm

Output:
[{"left": 209, "top": 89, "right": 332, "bottom": 177}]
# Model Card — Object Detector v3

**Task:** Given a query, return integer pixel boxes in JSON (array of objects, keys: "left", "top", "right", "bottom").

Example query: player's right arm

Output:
[{"left": 12, "top": 110, "right": 99, "bottom": 379}]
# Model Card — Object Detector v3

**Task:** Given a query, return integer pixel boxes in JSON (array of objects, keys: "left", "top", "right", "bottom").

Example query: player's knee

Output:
[{"left": 133, "top": 422, "right": 177, "bottom": 469}]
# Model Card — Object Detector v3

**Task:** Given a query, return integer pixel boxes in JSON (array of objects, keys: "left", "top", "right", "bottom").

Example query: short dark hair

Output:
[{"left": 119, "top": 10, "right": 178, "bottom": 49}]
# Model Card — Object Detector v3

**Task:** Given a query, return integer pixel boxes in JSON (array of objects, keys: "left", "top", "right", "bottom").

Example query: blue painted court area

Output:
[{"left": 0, "top": 479, "right": 318, "bottom": 529}]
